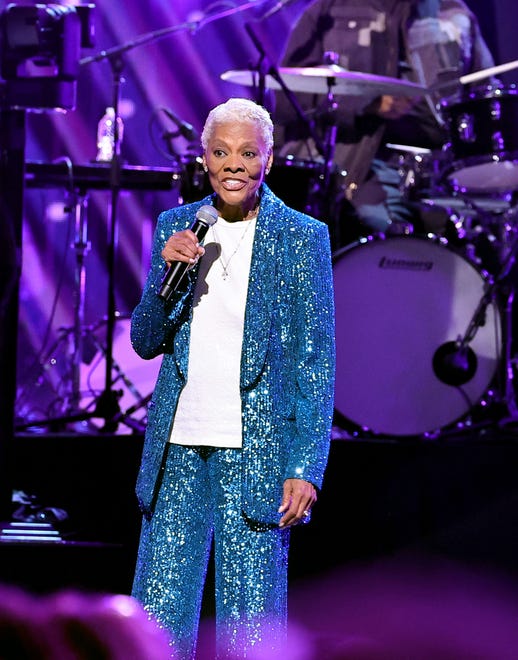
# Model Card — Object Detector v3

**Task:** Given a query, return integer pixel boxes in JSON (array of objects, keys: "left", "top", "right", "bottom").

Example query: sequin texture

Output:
[{"left": 130, "top": 184, "right": 335, "bottom": 658}]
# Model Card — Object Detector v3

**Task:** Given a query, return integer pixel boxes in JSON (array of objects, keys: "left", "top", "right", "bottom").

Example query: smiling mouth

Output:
[{"left": 222, "top": 179, "right": 246, "bottom": 190}]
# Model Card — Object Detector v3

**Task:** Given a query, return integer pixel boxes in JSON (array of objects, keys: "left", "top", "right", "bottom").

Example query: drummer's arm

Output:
[{"left": 363, "top": 95, "right": 418, "bottom": 120}]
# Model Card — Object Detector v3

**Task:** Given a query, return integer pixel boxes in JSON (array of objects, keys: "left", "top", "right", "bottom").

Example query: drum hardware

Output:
[
  {"left": 332, "top": 235, "right": 507, "bottom": 438},
  {"left": 241, "top": 22, "right": 328, "bottom": 159},
  {"left": 385, "top": 143, "right": 437, "bottom": 201},
  {"left": 417, "top": 193, "right": 514, "bottom": 268},
  {"left": 233, "top": 31, "right": 342, "bottom": 240},
  {"left": 319, "top": 78, "right": 339, "bottom": 195},
  {"left": 431, "top": 253, "right": 510, "bottom": 389},
  {"left": 333, "top": 203, "right": 518, "bottom": 438},
  {"left": 440, "top": 85, "right": 518, "bottom": 195}
]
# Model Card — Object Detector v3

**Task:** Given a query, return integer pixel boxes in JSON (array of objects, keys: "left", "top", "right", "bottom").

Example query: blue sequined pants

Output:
[{"left": 132, "top": 444, "right": 290, "bottom": 659}]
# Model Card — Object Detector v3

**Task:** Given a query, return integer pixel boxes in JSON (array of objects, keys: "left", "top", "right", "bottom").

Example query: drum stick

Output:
[
  {"left": 430, "top": 59, "right": 518, "bottom": 94},
  {"left": 459, "top": 59, "right": 518, "bottom": 85},
  {"left": 386, "top": 143, "right": 431, "bottom": 155}
]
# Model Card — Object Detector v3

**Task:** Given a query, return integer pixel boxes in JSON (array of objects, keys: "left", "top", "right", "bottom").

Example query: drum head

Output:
[
  {"left": 446, "top": 158, "right": 518, "bottom": 195},
  {"left": 333, "top": 236, "right": 501, "bottom": 437}
]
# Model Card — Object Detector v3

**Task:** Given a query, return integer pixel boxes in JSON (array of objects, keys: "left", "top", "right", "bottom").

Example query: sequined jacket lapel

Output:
[{"left": 131, "top": 184, "right": 335, "bottom": 523}]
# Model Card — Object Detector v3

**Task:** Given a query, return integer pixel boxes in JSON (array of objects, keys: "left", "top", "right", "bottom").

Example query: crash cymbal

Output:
[{"left": 221, "top": 65, "right": 427, "bottom": 97}]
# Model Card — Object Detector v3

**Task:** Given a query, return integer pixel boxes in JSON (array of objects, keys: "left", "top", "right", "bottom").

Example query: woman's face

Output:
[{"left": 203, "top": 120, "right": 273, "bottom": 215}]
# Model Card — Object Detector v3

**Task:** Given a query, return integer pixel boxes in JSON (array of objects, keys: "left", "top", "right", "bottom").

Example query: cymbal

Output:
[{"left": 221, "top": 65, "right": 427, "bottom": 97}]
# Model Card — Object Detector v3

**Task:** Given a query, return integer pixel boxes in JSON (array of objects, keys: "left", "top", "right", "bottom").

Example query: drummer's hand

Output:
[
  {"left": 368, "top": 95, "right": 416, "bottom": 119},
  {"left": 161, "top": 229, "right": 205, "bottom": 268}
]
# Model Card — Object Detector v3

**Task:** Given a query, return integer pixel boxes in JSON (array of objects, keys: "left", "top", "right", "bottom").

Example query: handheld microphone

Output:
[
  {"left": 158, "top": 205, "right": 219, "bottom": 302},
  {"left": 161, "top": 107, "right": 199, "bottom": 142}
]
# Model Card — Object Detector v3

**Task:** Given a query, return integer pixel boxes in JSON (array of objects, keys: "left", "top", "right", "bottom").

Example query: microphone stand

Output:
[
  {"left": 80, "top": 8, "right": 268, "bottom": 432},
  {"left": 433, "top": 202, "right": 518, "bottom": 425},
  {"left": 19, "top": 54, "right": 126, "bottom": 433},
  {"left": 17, "top": 2, "right": 270, "bottom": 435},
  {"left": 91, "top": 53, "right": 125, "bottom": 432}
]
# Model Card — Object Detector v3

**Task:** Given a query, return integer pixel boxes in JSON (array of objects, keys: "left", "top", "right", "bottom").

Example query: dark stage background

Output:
[
  {"left": 6, "top": 0, "right": 518, "bottom": 436},
  {"left": 2, "top": 432, "right": 518, "bottom": 656},
  {"left": 1, "top": 0, "right": 518, "bottom": 653}
]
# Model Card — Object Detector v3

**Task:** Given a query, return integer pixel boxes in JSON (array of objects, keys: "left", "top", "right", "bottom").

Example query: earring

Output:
[{"left": 203, "top": 164, "right": 208, "bottom": 173}]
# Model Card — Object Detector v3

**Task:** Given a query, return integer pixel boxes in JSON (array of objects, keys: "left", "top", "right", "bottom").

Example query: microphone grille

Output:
[{"left": 196, "top": 204, "right": 219, "bottom": 226}]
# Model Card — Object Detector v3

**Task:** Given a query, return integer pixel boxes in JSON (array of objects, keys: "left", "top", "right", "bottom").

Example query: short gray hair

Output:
[{"left": 201, "top": 97, "right": 274, "bottom": 154}]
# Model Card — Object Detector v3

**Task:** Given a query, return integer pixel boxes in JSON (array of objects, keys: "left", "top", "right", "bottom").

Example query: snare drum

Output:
[
  {"left": 333, "top": 235, "right": 501, "bottom": 437},
  {"left": 440, "top": 85, "right": 518, "bottom": 194}
]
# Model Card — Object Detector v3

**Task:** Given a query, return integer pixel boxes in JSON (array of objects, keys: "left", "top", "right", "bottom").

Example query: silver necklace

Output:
[{"left": 211, "top": 218, "right": 255, "bottom": 280}]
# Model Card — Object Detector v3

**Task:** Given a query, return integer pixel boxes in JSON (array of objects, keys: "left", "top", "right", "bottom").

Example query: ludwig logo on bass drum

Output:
[{"left": 378, "top": 255, "right": 433, "bottom": 271}]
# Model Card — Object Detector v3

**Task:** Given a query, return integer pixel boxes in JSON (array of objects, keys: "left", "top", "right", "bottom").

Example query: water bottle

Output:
[{"left": 96, "top": 107, "right": 124, "bottom": 162}]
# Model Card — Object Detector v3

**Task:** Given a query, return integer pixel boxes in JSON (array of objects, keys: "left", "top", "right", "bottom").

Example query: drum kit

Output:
[{"left": 222, "top": 59, "right": 518, "bottom": 439}]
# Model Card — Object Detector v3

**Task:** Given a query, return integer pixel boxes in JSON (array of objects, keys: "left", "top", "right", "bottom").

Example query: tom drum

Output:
[
  {"left": 266, "top": 156, "right": 324, "bottom": 216},
  {"left": 440, "top": 85, "right": 518, "bottom": 194}
]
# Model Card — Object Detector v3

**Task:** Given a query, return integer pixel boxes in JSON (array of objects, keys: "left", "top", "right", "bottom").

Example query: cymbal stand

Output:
[
  {"left": 244, "top": 22, "right": 341, "bottom": 237},
  {"left": 69, "top": 188, "right": 90, "bottom": 411},
  {"left": 244, "top": 22, "right": 327, "bottom": 157},
  {"left": 319, "top": 52, "right": 340, "bottom": 187}
]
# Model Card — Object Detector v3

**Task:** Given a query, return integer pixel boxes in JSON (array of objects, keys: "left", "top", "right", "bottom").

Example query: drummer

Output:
[{"left": 272, "top": 0, "right": 496, "bottom": 250}]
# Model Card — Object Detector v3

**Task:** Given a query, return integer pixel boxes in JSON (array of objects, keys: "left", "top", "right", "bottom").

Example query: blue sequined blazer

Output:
[{"left": 131, "top": 184, "right": 336, "bottom": 524}]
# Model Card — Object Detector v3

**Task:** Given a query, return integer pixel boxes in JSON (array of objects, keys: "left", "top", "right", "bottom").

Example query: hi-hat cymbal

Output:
[{"left": 221, "top": 65, "right": 427, "bottom": 97}]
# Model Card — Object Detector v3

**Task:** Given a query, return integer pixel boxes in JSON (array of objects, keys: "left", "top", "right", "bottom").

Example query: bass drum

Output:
[{"left": 333, "top": 236, "right": 501, "bottom": 437}]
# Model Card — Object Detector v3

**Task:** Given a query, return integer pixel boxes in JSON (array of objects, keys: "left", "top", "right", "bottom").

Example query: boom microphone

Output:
[
  {"left": 260, "top": 0, "right": 297, "bottom": 19},
  {"left": 158, "top": 205, "right": 219, "bottom": 302},
  {"left": 161, "top": 107, "right": 199, "bottom": 142}
]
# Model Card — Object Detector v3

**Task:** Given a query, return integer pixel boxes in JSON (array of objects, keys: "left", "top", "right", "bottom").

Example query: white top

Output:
[{"left": 168, "top": 216, "right": 256, "bottom": 447}]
